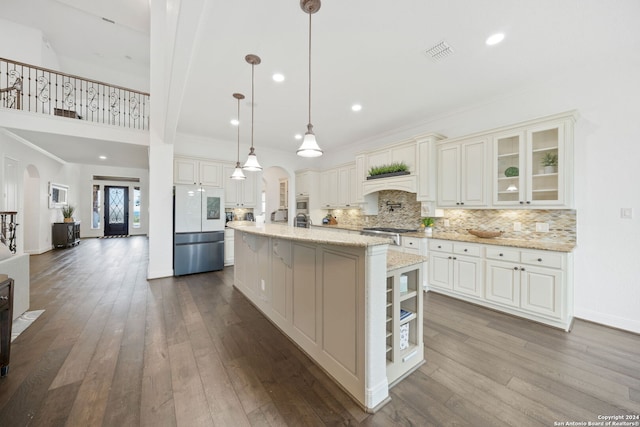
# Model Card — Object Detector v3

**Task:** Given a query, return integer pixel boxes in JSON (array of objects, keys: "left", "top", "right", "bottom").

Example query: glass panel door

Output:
[
  {"left": 495, "top": 133, "right": 523, "bottom": 204},
  {"left": 529, "top": 125, "right": 561, "bottom": 203}
]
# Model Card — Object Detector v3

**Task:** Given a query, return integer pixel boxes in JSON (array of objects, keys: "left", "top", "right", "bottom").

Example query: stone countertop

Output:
[
  {"left": 227, "top": 222, "right": 391, "bottom": 247},
  {"left": 309, "top": 224, "right": 363, "bottom": 232},
  {"left": 308, "top": 224, "right": 575, "bottom": 252},
  {"left": 387, "top": 251, "right": 427, "bottom": 271}
]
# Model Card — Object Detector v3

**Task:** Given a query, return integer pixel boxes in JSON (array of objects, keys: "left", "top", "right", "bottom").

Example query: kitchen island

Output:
[{"left": 228, "top": 222, "right": 426, "bottom": 412}]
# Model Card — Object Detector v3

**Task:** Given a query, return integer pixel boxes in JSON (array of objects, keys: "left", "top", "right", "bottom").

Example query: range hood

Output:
[{"left": 362, "top": 174, "right": 417, "bottom": 196}]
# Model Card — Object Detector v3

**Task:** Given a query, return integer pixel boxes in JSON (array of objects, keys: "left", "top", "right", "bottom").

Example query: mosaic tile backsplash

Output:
[{"left": 329, "top": 191, "right": 576, "bottom": 244}]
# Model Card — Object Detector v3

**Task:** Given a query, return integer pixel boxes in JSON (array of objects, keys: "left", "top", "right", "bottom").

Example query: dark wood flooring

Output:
[{"left": 1, "top": 236, "right": 639, "bottom": 426}]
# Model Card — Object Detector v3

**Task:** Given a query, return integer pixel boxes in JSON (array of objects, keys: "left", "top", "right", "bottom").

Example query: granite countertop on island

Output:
[
  {"left": 387, "top": 251, "right": 427, "bottom": 271},
  {"left": 227, "top": 222, "right": 391, "bottom": 247}
]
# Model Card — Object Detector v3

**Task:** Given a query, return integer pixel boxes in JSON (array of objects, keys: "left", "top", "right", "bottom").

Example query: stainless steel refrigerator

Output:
[{"left": 174, "top": 185, "right": 225, "bottom": 276}]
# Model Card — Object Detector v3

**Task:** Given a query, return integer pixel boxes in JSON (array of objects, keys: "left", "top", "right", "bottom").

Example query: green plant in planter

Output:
[
  {"left": 368, "top": 162, "right": 408, "bottom": 177},
  {"left": 541, "top": 152, "right": 558, "bottom": 167},
  {"left": 61, "top": 204, "right": 75, "bottom": 220},
  {"left": 421, "top": 217, "right": 435, "bottom": 228}
]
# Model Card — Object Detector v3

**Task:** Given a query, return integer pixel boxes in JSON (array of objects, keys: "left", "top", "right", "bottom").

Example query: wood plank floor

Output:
[{"left": 1, "top": 236, "right": 639, "bottom": 426}]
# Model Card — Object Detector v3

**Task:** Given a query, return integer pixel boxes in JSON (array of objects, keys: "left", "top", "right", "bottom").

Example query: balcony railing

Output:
[{"left": 0, "top": 57, "right": 149, "bottom": 130}]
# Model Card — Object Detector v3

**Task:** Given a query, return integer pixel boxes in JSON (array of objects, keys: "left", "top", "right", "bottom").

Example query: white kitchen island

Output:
[{"left": 228, "top": 222, "right": 426, "bottom": 412}]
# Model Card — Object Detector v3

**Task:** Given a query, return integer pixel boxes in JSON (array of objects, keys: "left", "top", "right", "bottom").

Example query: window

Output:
[
  {"left": 91, "top": 185, "right": 101, "bottom": 229},
  {"left": 133, "top": 186, "right": 141, "bottom": 228}
]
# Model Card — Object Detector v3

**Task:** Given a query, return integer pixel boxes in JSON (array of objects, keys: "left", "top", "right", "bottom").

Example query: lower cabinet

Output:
[
  {"left": 52, "top": 222, "right": 81, "bottom": 248},
  {"left": 224, "top": 228, "right": 234, "bottom": 266},
  {"left": 428, "top": 239, "right": 572, "bottom": 330}
]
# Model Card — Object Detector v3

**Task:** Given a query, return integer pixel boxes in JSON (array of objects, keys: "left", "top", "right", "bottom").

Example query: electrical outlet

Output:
[
  {"left": 261, "top": 279, "right": 265, "bottom": 291},
  {"left": 513, "top": 222, "right": 522, "bottom": 231},
  {"left": 444, "top": 219, "right": 450, "bottom": 227},
  {"left": 535, "top": 222, "right": 549, "bottom": 232},
  {"left": 621, "top": 208, "right": 633, "bottom": 219}
]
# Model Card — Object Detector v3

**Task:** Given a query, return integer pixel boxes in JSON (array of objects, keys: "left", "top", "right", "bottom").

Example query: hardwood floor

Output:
[{"left": 1, "top": 236, "right": 638, "bottom": 426}]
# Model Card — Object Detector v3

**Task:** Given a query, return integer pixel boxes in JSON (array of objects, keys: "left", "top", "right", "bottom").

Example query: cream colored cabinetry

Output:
[
  {"left": 174, "top": 156, "right": 223, "bottom": 187},
  {"left": 493, "top": 113, "right": 575, "bottom": 207},
  {"left": 224, "top": 228, "right": 234, "bottom": 266},
  {"left": 295, "top": 170, "right": 312, "bottom": 197},
  {"left": 223, "top": 164, "right": 257, "bottom": 208},
  {"left": 437, "top": 138, "right": 488, "bottom": 207},
  {"left": 428, "top": 239, "right": 573, "bottom": 330},
  {"left": 428, "top": 240, "right": 483, "bottom": 298},
  {"left": 416, "top": 134, "right": 445, "bottom": 202},
  {"left": 320, "top": 163, "right": 356, "bottom": 208},
  {"left": 386, "top": 264, "right": 424, "bottom": 385},
  {"left": 279, "top": 179, "right": 288, "bottom": 209}
]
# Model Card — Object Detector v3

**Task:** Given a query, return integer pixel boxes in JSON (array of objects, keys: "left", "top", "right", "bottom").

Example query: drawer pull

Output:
[
  {"left": 448, "top": 256, "right": 453, "bottom": 259},
  {"left": 499, "top": 253, "right": 504, "bottom": 256},
  {"left": 453, "top": 257, "right": 457, "bottom": 260},
  {"left": 514, "top": 266, "right": 519, "bottom": 270},
  {"left": 438, "top": 245, "right": 442, "bottom": 249},
  {"left": 537, "top": 258, "right": 542, "bottom": 262},
  {"left": 520, "top": 267, "right": 526, "bottom": 271},
  {"left": 463, "top": 248, "right": 468, "bottom": 252}
]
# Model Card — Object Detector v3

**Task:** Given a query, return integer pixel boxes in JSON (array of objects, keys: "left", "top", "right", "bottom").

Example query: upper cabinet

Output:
[
  {"left": 319, "top": 163, "right": 356, "bottom": 209},
  {"left": 174, "top": 156, "right": 223, "bottom": 187},
  {"left": 437, "top": 137, "right": 488, "bottom": 207},
  {"left": 222, "top": 164, "right": 257, "bottom": 208},
  {"left": 416, "top": 134, "right": 445, "bottom": 202},
  {"left": 492, "top": 114, "right": 575, "bottom": 208}
]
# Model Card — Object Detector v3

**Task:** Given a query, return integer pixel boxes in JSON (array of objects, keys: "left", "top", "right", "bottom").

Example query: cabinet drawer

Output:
[
  {"left": 453, "top": 243, "right": 481, "bottom": 257},
  {"left": 485, "top": 246, "right": 519, "bottom": 262},
  {"left": 429, "top": 240, "right": 452, "bottom": 252},
  {"left": 402, "top": 237, "right": 421, "bottom": 250},
  {"left": 521, "top": 250, "right": 564, "bottom": 269}
]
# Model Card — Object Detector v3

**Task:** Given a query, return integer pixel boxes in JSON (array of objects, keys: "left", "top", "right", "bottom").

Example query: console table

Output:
[{"left": 52, "top": 221, "right": 81, "bottom": 248}]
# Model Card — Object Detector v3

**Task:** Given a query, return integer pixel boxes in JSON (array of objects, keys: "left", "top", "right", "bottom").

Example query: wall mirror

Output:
[{"left": 49, "top": 182, "right": 69, "bottom": 208}]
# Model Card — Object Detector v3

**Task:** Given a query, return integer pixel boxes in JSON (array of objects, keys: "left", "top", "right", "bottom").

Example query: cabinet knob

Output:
[
  {"left": 463, "top": 248, "right": 468, "bottom": 252},
  {"left": 453, "top": 257, "right": 457, "bottom": 260},
  {"left": 456, "top": 202, "right": 460, "bottom": 205},
  {"left": 537, "top": 258, "right": 542, "bottom": 262},
  {"left": 526, "top": 201, "right": 531, "bottom": 204},
  {"left": 460, "top": 202, "right": 465, "bottom": 205},
  {"left": 438, "top": 245, "right": 442, "bottom": 249},
  {"left": 520, "top": 267, "right": 526, "bottom": 271},
  {"left": 448, "top": 256, "right": 452, "bottom": 259},
  {"left": 519, "top": 201, "right": 524, "bottom": 205},
  {"left": 499, "top": 253, "right": 504, "bottom": 256},
  {"left": 514, "top": 266, "right": 519, "bottom": 270}
]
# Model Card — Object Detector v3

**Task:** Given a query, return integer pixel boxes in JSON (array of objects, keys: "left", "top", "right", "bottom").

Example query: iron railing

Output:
[{"left": 0, "top": 57, "right": 149, "bottom": 130}]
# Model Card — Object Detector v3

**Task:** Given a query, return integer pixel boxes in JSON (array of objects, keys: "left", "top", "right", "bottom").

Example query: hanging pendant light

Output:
[
  {"left": 297, "top": 0, "right": 323, "bottom": 157},
  {"left": 230, "top": 93, "right": 246, "bottom": 180},
  {"left": 243, "top": 54, "right": 263, "bottom": 171}
]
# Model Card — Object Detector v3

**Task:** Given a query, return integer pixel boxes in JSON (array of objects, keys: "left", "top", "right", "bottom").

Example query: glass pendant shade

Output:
[
  {"left": 231, "top": 162, "right": 246, "bottom": 180},
  {"left": 297, "top": 124, "right": 323, "bottom": 157},
  {"left": 243, "top": 147, "right": 262, "bottom": 171}
]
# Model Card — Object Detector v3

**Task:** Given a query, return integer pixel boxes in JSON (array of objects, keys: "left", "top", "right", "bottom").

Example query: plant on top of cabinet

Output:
[
  {"left": 367, "top": 162, "right": 409, "bottom": 180},
  {"left": 61, "top": 204, "right": 75, "bottom": 222}
]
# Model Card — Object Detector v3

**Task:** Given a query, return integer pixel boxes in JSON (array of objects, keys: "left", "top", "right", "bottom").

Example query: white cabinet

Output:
[
  {"left": 492, "top": 113, "right": 575, "bottom": 208},
  {"left": 319, "top": 168, "right": 338, "bottom": 208},
  {"left": 279, "top": 179, "right": 288, "bottom": 209},
  {"left": 428, "top": 239, "right": 573, "bottom": 330},
  {"left": 295, "top": 170, "right": 311, "bottom": 197},
  {"left": 437, "top": 137, "right": 488, "bottom": 207},
  {"left": 174, "top": 156, "right": 223, "bottom": 187},
  {"left": 416, "top": 133, "right": 445, "bottom": 202},
  {"left": 319, "top": 163, "right": 356, "bottom": 208},
  {"left": 223, "top": 164, "right": 257, "bottom": 208},
  {"left": 428, "top": 240, "right": 482, "bottom": 298},
  {"left": 224, "top": 228, "right": 234, "bottom": 266}
]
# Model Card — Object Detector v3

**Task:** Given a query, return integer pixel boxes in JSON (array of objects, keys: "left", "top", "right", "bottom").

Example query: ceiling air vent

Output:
[{"left": 425, "top": 41, "right": 454, "bottom": 61}]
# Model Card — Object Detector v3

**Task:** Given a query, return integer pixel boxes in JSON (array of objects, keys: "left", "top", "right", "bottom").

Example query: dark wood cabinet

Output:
[
  {"left": 52, "top": 221, "right": 81, "bottom": 248},
  {"left": 0, "top": 275, "right": 13, "bottom": 377}
]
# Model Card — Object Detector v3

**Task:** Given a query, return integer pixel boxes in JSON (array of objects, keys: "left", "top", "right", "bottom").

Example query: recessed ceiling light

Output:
[
  {"left": 486, "top": 33, "right": 505, "bottom": 46},
  {"left": 294, "top": 134, "right": 303, "bottom": 140},
  {"left": 99, "top": 155, "right": 107, "bottom": 160},
  {"left": 351, "top": 104, "right": 362, "bottom": 112},
  {"left": 230, "top": 119, "right": 239, "bottom": 126},
  {"left": 272, "top": 73, "right": 285, "bottom": 82}
]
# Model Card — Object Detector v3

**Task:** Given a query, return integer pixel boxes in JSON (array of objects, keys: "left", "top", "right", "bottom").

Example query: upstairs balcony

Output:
[{"left": 1, "top": 57, "right": 149, "bottom": 131}]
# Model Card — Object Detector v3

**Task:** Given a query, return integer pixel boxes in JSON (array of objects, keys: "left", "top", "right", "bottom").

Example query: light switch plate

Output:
[
  {"left": 535, "top": 222, "right": 549, "bottom": 232},
  {"left": 621, "top": 208, "right": 633, "bottom": 219}
]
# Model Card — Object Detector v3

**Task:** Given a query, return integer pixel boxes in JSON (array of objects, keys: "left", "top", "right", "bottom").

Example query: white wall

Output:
[{"left": 0, "top": 18, "right": 59, "bottom": 69}]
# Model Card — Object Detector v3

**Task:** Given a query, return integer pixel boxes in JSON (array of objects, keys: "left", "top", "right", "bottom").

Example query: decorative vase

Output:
[
  {"left": 543, "top": 165, "right": 557, "bottom": 174},
  {"left": 425, "top": 227, "right": 433, "bottom": 236},
  {"left": 64, "top": 217, "right": 73, "bottom": 223}
]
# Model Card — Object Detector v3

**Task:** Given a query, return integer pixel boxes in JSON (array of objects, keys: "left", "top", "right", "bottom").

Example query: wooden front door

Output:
[{"left": 104, "top": 186, "right": 129, "bottom": 236}]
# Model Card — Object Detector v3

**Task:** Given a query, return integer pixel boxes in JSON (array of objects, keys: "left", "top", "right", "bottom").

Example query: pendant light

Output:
[
  {"left": 243, "top": 54, "right": 262, "bottom": 171},
  {"left": 230, "top": 93, "right": 246, "bottom": 180},
  {"left": 297, "top": 0, "right": 323, "bottom": 157}
]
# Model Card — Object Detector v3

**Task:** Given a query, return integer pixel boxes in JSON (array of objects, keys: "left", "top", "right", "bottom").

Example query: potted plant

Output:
[
  {"left": 541, "top": 152, "right": 558, "bottom": 174},
  {"left": 61, "top": 204, "right": 75, "bottom": 222},
  {"left": 366, "top": 162, "right": 410, "bottom": 179},
  {"left": 421, "top": 217, "right": 435, "bottom": 235}
]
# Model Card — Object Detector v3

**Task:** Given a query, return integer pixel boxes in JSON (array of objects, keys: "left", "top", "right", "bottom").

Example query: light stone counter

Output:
[
  {"left": 428, "top": 232, "right": 575, "bottom": 252},
  {"left": 228, "top": 222, "right": 391, "bottom": 247},
  {"left": 387, "top": 251, "right": 427, "bottom": 271}
]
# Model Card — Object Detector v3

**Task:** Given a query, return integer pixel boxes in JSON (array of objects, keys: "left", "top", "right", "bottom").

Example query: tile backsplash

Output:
[{"left": 329, "top": 190, "right": 576, "bottom": 244}]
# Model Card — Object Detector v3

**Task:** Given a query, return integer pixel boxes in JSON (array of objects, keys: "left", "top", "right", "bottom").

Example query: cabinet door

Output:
[
  {"left": 493, "top": 131, "right": 525, "bottom": 206},
  {"left": 174, "top": 158, "right": 197, "bottom": 184},
  {"left": 224, "top": 229, "right": 234, "bottom": 266},
  {"left": 354, "top": 155, "right": 366, "bottom": 203},
  {"left": 460, "top": 139, "right": 487, "bottom": 206},
  {"left": 526, "top": 122, "right": 565, "bottom": 206},
  {"left": 223, "top": 165, "right": 240, "bottom": 207},
  {"left": 199, "top": 161, "right": 222, "bottom": 187},
  {"left": 452, "top": 255, "right": 482, "bottom": 298},
  {"left": 337, "top": 167, "right": 350, "bottom": 207},
  {"left": 320, "top": 169, "right": 339, "bottom": 208},
  {"left": 242, "top": 173, "right": 257, "bottom": 207},
  {"left": 428, "top": 252, "right": 453, "bottom": 290},
  {"left": 520, "top": 266, "right": 563, "bottom": 319},
  {"left": 437, "top": 144, "right": 460, "bottom": 207},
  {"left": 485, "top": 260, "right": 520, "bottom": 308},
  {"left": 296, "top": 172, "right": 309, "bottom": 197},
  {"left": 348, "top": 166, "right": 358, "bottom": 207},
  {"left": 417, "top": 139, "right": 435, "bottom": 201}
]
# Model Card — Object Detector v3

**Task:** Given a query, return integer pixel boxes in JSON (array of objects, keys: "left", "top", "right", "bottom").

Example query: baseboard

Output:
[
  {"left": 574, "top": 307, "right": 640, "bottom": 334},
  {"left": 147, "top": 268, "right": 174, "bottom": 280}
]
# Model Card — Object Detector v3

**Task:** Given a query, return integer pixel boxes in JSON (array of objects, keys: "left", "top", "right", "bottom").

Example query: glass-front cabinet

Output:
[{"left": 493, "top": 119, "right": 570, "bottom": 207}]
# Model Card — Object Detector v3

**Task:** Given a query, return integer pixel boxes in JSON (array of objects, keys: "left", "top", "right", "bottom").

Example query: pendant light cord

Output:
[
  {"left": 236, "top": 98, "right": 241, "bottom": 160},
  {"left": 308, "top": 12, "right": 312, "bottom": 126},
  {"left": 251, "top": 63, "right": 255, "bottom": 149}
]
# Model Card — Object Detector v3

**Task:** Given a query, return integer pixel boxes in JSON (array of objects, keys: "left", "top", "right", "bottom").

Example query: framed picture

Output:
[{"left": 49, "top": 182, "right": 69, "bottom": 208}]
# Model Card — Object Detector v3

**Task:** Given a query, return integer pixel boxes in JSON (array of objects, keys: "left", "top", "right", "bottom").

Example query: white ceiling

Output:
[{"left": 3, "top": 0, "right": 640, "bottom": 168}]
